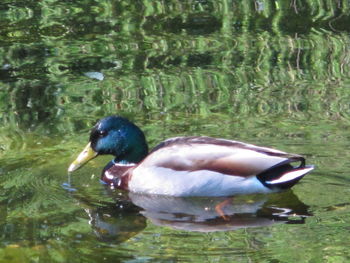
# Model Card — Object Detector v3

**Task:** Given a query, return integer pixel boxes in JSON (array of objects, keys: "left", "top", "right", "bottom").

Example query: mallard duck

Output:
[{"left": 68, "top": 116, "right": 314, "bottom": 197}]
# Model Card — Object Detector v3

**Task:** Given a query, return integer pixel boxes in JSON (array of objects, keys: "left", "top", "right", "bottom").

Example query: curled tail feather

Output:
[{"left": 257, "top": 157, "right": 314, "bottom": 190}]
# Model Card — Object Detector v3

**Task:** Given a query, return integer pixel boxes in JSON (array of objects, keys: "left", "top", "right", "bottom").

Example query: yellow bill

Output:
[{"left": 68, "top": 142, "right": 98, "bottom": 172}]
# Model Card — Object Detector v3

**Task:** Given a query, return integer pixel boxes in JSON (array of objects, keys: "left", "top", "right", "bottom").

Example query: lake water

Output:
[{"left": 1, "top": 0, "right": 350, "bottom": 262}]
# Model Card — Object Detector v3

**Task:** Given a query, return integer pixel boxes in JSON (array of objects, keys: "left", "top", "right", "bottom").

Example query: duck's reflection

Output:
[
  {"left": 128, "top": 191, "right": 311, "bottom": 232},
  {"left": 74, "top": 188, "right": 311, "bottom": 241},
  {"left": 70, "top": 191, "right": 145, "bottom": 243},
  {"left": 84, "top": 199, "right": 145, "bottom": 242}
]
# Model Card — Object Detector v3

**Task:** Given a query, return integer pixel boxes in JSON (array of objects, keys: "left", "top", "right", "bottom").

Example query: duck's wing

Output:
[{"left": 145, "top": 136, "right": 304, "bottom": 177}]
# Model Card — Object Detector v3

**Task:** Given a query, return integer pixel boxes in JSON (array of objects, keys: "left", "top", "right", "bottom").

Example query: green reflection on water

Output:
[{"left": 1, "top": 0, "right": 350, "bottom": 262}]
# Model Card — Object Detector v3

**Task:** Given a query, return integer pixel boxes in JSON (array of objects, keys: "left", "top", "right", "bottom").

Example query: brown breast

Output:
[{"left": 102, "top": 164, "right": 134, "bottom": 190}]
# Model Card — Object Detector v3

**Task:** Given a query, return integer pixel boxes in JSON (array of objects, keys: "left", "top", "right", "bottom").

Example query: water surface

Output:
[{"left": 1, "top": 0, "right": 350, "bottom": 262}]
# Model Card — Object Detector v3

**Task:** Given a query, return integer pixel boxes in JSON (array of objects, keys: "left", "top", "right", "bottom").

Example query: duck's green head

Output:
[{"left": 68, "top": 116, "right": 148, "bottom": 172}]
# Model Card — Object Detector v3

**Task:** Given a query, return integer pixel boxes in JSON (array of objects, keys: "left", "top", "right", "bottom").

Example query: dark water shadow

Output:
[{"left": 68, "top": 189, "right": 146, "bottom": 244}]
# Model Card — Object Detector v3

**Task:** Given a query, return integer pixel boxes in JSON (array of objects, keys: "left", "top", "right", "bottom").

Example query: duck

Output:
[{"left": 68, "top": 115, "right": 314, "bottom": 197}]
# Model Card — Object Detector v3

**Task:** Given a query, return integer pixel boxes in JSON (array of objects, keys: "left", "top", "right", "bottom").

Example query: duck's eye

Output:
[{"left": 99, "top": 130, "right": 108, "bottom": 137}]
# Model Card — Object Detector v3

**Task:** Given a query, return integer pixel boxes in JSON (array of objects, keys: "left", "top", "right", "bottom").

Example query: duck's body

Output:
[{"left": 69, "top": 116, "right": 314, "bottom": 197}]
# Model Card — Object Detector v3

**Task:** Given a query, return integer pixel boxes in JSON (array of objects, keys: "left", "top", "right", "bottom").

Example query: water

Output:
[{"left": 1, "top": 0, "right": 350, "bottom": 262}]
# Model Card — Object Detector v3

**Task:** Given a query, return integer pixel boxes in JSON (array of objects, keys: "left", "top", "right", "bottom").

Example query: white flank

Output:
[
  {"left": 265, "top": 167, "right": 314, "bottom": 185},
  {"left": 129, "top": 167, "right": 274, "bottom": 197}
]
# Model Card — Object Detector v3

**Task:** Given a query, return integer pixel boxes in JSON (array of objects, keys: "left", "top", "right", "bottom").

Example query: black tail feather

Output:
[{"left": 257, "top": 158, "right": 313, "bottom": 190}]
